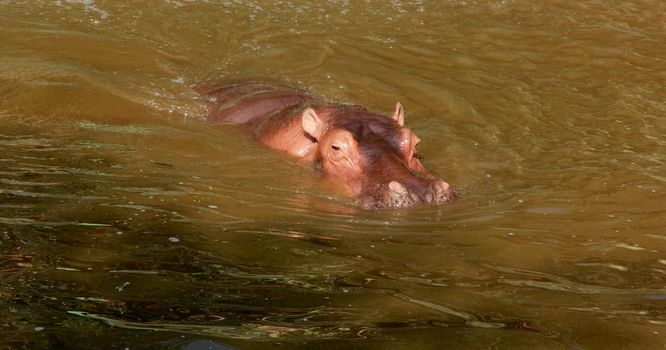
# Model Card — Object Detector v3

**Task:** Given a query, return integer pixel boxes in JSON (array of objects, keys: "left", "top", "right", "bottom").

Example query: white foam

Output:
[{"left": 63, "top": 0, "right": 109, "bottom": 20}]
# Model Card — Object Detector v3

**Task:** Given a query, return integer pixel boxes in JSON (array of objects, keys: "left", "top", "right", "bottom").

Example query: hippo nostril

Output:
[
  {"left": 434, "top": 179, "right": 450, "bottom": 192},
  {"left": 424, "top": 192, "right": 434, "bottom": 203},
  {"left": 388, "top": 181, "right": 407, "bottom": 195},
  {"left": 387, "top": 181, "right": 418, "bottom": 208},
  {"left": 429, "top": 179, "right": 454, "bottom": 203}
]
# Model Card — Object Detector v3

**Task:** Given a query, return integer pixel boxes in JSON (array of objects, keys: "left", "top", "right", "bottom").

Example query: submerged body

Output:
[{"left": 198, "top": 81, "right": 455, "bottom": 208}]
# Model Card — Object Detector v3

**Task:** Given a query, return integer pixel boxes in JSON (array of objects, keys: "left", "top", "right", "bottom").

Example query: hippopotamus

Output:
[{"left": 197, "top": 81, "right": 455, "bottom": 208}]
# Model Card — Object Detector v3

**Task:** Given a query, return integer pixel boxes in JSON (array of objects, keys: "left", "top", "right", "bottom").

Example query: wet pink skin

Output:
[{"left": 197, "top": 80, "right": 455, "bottom": 208}]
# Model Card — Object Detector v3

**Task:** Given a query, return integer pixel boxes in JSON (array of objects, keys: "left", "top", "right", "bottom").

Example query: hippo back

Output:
[{"left": 197, "top": 81, "right": 314, "bottom": 125}]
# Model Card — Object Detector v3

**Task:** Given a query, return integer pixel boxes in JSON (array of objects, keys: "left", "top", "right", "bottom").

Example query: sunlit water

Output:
[{"left": 1, "top": 1, "right": 665, "bottom": 349}]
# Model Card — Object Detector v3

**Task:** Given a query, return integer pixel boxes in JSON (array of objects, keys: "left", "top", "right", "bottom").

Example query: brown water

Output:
[{"left": 1, "top": 1, "right": 665, "bottom": 349}]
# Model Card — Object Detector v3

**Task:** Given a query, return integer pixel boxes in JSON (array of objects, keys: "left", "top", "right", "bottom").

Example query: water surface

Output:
[{"left": 1, "top": 1, "right": 665, "bottom": 349}]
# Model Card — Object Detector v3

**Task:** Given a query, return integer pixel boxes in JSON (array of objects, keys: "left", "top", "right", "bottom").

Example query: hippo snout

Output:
[
  {"left": 431, "top": 179, "right": 455, "bottom": 202},
  {"left": 383, "top": 179, "right": 455, "bottom": 208}
]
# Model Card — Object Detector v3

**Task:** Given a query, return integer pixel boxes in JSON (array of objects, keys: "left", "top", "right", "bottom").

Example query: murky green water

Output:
[{"left": 1, "top": 1, "right": 665, "bottom": 349}]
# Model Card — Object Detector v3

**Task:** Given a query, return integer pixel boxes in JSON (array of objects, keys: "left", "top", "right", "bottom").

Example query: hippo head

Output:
[{"left": 301, "top": 103, "right": 456, "bottom": 208}]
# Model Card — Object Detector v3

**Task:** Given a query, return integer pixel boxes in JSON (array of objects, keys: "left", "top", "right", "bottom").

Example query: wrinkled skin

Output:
[{"left": 197, "top": 81, "right": 455, "bottom": 208}]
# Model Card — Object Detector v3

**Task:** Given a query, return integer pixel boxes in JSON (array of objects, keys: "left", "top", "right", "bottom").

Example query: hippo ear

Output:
[
  {"left": 391, "top": 102, "right": 405, "bottom": 127},
  {"left": 301, "top": 108, "right": 324, "bottom": 140}
]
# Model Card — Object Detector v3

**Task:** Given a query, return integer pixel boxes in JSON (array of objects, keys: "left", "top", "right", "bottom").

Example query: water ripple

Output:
[
  {"left": 0, "top": 188, "right": 107, "bottom": 200},
  {"left": 489, "top": 265, "right": 666, "bottom": 296},
  {"left": 0, "top": 216, "right": 111, "bottom": 227},
  {"left": 68, "top": 311, "right": 359, "bottom": 340}
]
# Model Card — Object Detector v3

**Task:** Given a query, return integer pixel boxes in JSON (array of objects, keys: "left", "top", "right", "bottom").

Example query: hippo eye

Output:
[{"left": 331, "top": 145, "right": 341, "bottom": 151}]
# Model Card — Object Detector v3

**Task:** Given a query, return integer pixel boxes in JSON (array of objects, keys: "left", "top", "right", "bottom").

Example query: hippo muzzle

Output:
[{"left": 383, "top": 179, "right": 456, "bottom": 208}]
